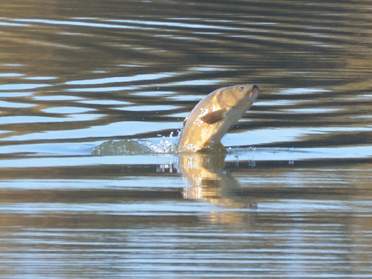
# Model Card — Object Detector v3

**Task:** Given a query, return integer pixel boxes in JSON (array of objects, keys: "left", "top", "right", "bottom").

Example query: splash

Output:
[
  {"left": 92, "top": 131, "right": 179, "bottom": 156},
  {"left": 140, "top": 135, "right": 178, "bottom": 154}
]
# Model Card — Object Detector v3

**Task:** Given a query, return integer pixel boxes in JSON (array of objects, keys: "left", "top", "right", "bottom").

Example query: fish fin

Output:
[{"left": 200, "top": 109, "right": 225, "bottom": 124}]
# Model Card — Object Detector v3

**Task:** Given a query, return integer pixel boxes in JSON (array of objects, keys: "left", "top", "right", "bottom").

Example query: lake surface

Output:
[{"left": 1, "top": 0, "right": 372, "bottom": 277}]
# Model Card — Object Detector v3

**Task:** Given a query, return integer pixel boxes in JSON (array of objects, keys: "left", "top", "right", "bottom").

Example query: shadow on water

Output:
[{"left": 1, "top": 0, "right": 372, "bottom": 277}]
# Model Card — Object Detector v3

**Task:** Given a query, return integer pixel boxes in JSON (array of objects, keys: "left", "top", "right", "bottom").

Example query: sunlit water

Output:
[{"left": 1, "top": 0, "right": 372, "bottom": 278}]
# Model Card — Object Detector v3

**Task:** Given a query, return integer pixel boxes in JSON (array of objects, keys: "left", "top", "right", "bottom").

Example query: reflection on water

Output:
[
  {"left": 0, "top": 163, "right": 372, "bottom": 278},
  {"left": 180, "top": 152, "right": 257, "bottom": 209},
  {"left": 1, "top": 0, "right": 372, "bottom": 277}
]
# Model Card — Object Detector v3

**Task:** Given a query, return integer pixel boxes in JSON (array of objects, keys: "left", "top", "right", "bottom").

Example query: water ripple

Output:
[{"left": 1, "top": 0, "right": 372, "bottom": 277}]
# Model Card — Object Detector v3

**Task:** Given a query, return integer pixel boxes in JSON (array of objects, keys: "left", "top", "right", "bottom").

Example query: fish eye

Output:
[{"left": 239, "top": 86, "right": 245, "bottom": 91}]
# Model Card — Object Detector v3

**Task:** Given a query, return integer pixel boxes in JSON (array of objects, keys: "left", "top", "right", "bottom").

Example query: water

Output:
[{"left": 1, "top": 0, "right": 372, "bottom": 277}]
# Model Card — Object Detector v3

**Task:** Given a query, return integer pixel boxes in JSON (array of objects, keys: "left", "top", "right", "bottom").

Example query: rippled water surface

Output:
[{"left": 1, "top": 0, "right": 372, "bottom": 278}]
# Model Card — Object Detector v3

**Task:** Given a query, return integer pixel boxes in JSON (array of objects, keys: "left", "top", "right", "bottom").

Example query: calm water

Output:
[{"left": 1, "top": 0, "right": 372, "bottom": 278}]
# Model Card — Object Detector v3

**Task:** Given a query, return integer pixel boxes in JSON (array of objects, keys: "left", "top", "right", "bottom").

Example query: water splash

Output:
[
  {"left": 141, "top": 135, "right": 178, "bottom": 154},
  {"left": 92, "top": 132, "right": 179, "bottom": 156}
]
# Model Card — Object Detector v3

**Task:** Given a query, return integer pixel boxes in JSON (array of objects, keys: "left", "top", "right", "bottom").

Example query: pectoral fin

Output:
[{"left": 200, "top": 109, "right": 225, "bottom": 124}]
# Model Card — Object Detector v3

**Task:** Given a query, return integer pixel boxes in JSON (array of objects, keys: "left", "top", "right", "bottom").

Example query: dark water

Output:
[{"left": 1, "top": 0, "right": 372, "bottom": 277}]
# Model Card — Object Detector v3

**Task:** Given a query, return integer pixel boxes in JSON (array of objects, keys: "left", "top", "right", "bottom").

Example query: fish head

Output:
[{"left": 214, "top": 84, "right": 259, "bottom": 110}]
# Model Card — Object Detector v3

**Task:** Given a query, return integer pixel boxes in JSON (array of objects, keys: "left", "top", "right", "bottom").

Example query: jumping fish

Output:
[{"left": 178, "top": 84, "right": 259, "bottom": 152}]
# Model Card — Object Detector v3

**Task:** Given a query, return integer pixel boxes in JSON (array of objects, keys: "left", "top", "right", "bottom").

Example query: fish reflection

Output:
[{"left": 179, "top": 152, "right": 256, "bottom": 209}]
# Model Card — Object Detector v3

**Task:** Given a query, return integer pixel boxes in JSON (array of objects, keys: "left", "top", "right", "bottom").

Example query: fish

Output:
[{"left": 178, "top": 84, "right": 259, "bottom": 152}]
